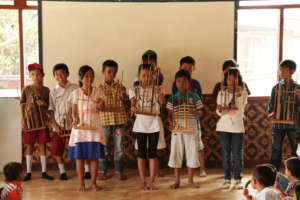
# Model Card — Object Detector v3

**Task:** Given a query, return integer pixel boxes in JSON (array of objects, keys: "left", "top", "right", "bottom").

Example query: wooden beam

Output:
[{"left": 18, "top": 8, "right": 25, "bottom": 89}]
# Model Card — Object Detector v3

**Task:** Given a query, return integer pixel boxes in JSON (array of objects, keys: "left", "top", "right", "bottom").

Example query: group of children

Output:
[{"left": 1, "top": 49, "right": 300, "bottom": 198}]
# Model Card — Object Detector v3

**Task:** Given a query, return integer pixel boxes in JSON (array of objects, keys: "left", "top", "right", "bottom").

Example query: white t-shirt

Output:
[
  {"left": 216, "top": 88, "right": 248, "bottom": 133},
  {"left": 129, "top": 87, "right": 160, "bottom": 133},
  {"left": 254, "top": 187, "right": 281, "bottom": 200},
  {"left": 49, "top": 82, "right": 78, "bottom": 130}
]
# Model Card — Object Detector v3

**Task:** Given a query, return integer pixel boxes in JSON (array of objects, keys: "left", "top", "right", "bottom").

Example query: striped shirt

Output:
[{"left": 166, "top": 91, "right": 203, "bottom": 130}]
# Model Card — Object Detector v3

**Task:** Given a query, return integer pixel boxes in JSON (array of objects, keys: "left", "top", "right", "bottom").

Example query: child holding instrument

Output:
[
  {"left": 20, "top": 63, "right": 54, "bottom": 181},
  {"left": 69, "top": 65, "right": 105, "bottom": 191},
  {"left": 268, "top": 60, "right": 300, "bottom": 170},
  {"left": 129, "top": 64, "right": 165, "bottom": 190},
  {"left": 171, "top": 56, "right": 206, "bottom": 177},
  {"left": 98, "top": 60, "right": 128, "bottom": 180},
  {"left": 49, "top": 63, "right": 78, "bottom": 180},
  {"left": 216, "top": 68, "right": 248, "bottom": 190},
  {"left": 167, "top": 69, "right": 203, "bottom": 189}
]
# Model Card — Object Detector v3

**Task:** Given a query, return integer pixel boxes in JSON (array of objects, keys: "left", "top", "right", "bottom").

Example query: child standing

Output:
[
  {"left": 49, "top": 63, "right": 78, "bottom": 180},
  {"left": 216, "top": 68, "right": 248, "bottom": 190},
  {"left": 98, "top": 60, "right": 128, "bottom": 180},
  {"left": 20, "top": 63, "right": 54, "bottom": 181},
  {"left": 129, "top": 64, "right": 165, "bottom": 190},
  {"left": 171, "top": 56, "right": 206, "bottom": 177},
  {"left": 243, "top": 164, "right": 280, "bottom": 200},
  {"left": 268, "top": 60, "right": 300, "bottom": 170},
  {"left": 69, "top": 65, "right": 105, "bottom": 191},
  {"left": 167, "top": 69, "right": 203, "bottom": 189},
  {"left": 0, "top": 162, "right": 24, "bottom": 200}
]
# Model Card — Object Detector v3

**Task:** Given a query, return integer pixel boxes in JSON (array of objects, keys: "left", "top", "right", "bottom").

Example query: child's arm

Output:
[
  {"left": 243, "top": 188, "right": 254, "bottom": 200},
  {"left": 166, "top": 97, "right": 174, "bottom": 131},
  {"left": 267, "top": 86, "right": 276, "bottom": 119},
  {"left": 20, "top": 88, "right": 27, "bottom": 130},
  {"left": 72, "top": 103, "right": 79, "bottom": 126},
  {"left": 130, "top": 98, "right": 137, "bottom": 114},
  {"left": 157, "top": 85, "right": 166, "bottom": 105}
]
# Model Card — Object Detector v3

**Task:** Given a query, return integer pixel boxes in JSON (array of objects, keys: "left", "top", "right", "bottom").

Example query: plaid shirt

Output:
[
  {"left": 99, "top": 81, "right": 128, "bottom": 126},
  {"left": 268, "top": 80, "right": 300, "bottom": 130}
]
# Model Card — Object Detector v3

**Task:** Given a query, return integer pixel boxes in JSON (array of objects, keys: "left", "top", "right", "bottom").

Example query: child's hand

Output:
[
  {"left": 72, "top": 116, "right": 79, "bottom": 127},
  {"left": 268, "top": 112, "right": 275, "bottom": 120},
  {"left": 131, "top": 106, "right": 137, "bottom": 114},
  {"left": 116, "top": 128, "right": 126, "bottom": 136},
  {"left": 52, "top": 122, "right": 62, "bottom": 134},
  {"left": 95, "top": 98, "right": 105, "bottom": 111},
  {"left": 243, "top": 188, "right": 253, "bottom": 200},
  {"left": 36, "top": 99, "right": 47, "bottom": 106}
]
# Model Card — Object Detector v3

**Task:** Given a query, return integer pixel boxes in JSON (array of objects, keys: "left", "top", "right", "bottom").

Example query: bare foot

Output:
[
  {"left": 140, "top": 182, "right": 148, "bottom": 190},
  {"left": 77, "top": 185, "right": 86, "bottom": 192},
  {"left": 147, "top": 182, "right": 158, "bottom": 190},
  {"left": 88, "top": 183, "right": 103, "bottom": 191},
  {"left": 170, "top": 182, "right": 180, "bottom": 189},
  {"left": 188, "top": 182, "right": 199, "bottom": 189}
]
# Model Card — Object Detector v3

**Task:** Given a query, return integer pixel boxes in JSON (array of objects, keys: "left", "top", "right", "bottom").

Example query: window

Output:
[
  {"left": 238, "top": 0, "right": 300, "bottom": 96},
  {"left": 0, "top": 0, "right": 38, "bottom": 97}
]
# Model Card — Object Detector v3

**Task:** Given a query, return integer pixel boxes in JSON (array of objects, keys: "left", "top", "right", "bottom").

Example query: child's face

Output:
[
  {"left": 54, "top": 69, "right": 68, "bottom": 86},
  {"left": 285, "top": 166, "right": 292, "bottom": 179},
  {"left": 227, "top": 74, "right": 236, "bottom": 86},
  {"left": 29, "top": 69, "right": 44, "bottom": 84},
  {"left": 139, "top": 69, "right": 151, "bottom": 86},
  {"left": 180, "top": 63, "right": 194, "bottom": 75},
  {"left": 81, "top": 70, "right": 94, "bottom": 87},
  {"left": 176, "top": 77, "right": 189, "bottom": 94},
  {"left": 251, "top": 176, "right": 258, "bottom": 190},
  {"left": 279, "top": 67, "right": 294, "bottom": 80},
  {"left": 144, "top": 59, "right": 156, "bottom": 67},
  {"left": 103, "top": 66, "right": 117, "bottom": 82}
]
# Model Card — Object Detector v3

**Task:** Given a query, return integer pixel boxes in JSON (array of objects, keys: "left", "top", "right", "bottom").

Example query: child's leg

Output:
[
  {"left": 89, "top": 159, "right": 102, "bottom": 191},
  {"left": 187, "top": 168, "right": 199, "bottom": 188},
  {"left": 51, "top": 132, "right": 67, "bottom": 178},
  {"left": 147, "top": 132, "right": 159, "bottom": 190},
  {"left": 198, "top": 150, "right": 207, "bottom": 176},
  {"left": 76, "top": 159, "right": 86, "bottom": 191},
  {"left": 136, "top": 132, "right": 148, "bottom": 190},
  {"left": 170, "top": 168, "right": 181, "bottom": 189},
  {"left": 113, "top": 126, "right": 126, "bottom": 180},
  {"left": 26, "top": 144, "right": 33, "bottom": 174},
  {"left": 98, "top": 126, "right": 110, "bottom": 180},
  {"left": 218, "top": 132, "right": 232, "bottom": 181},
  {"left": 231, "top": 133, "right": 243, "bottom": 190}
]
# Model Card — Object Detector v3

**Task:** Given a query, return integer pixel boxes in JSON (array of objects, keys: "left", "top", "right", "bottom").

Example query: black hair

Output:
[
  {"left": 138, "top": 63, "right": 152, "bottom": 74},
  {"left": 3, "top": 162, "right": 23, "bottom": 181},
  {"left": 142, "top": 50, "right": 157, "bottom": 64},
  {"left": 102, "top": 59, "right": 118, "bottom": 72},
  {"left": 78, "top": 65, "right": 94, "bottom": 87},
  {"left": 52, "top": 63, "right": 69, "bottom": 76},
  {"left": 223, "top": 59, "right": 237, "bottom": 71},
  {"left": 253, "top": 164, "right": 277, "bottom": 187},
  {"left": 180, "top": 56, "right": 195, "bottom": 66},
  {"left": 175, "top": 69, "right": 191, "bottom": 81},
  {"left": 280, "top": 59, "right": 297, "bottom": 71},
  {"left": 285, "top": 157, "right": 300, "bottom": 179},
  {"left": 295, "top": 182, "right": 300, "bottom": 200},
  {"left": 223, "top": 68, "right": 244, "bottom": 88}
]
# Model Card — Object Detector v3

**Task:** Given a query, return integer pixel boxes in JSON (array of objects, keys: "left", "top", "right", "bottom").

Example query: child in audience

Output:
[
  {"left": 167, "top": 69, "right": 203, "bottom": 189},
  {"left": 98, "top": 60, "right": 128, "bottom": 180},
  {"left": 294, "top": 182, "right": 300, "bottom": 200},
  {"left": 171, "top": 56, "right": 206, "bottom": 177},
  {"left": 216, "top": 68, "right": 248, "bottom": 190},
  {"left": 129, "top": 64, "right": 165, "bottom": 190},
  {"left": 20, "top": 63, "right": 54, "bottom": 181},
  {"left": 243, "top": 164, "right": 280, "bottom": 200},
  {"left": 49, "top": 63, "right": 78, "bottom": 180},
  {"left": 268, "top": 60, "right": 300, "bottom": 170},
  {"left": 275, "top": 157, "right": 300, "bottom": 198},
  {"left": 1, "top": 162, "right": 24, "bottom": 200},
  {"left": 69, "top": 65, "right": 105, "bottom": 191}
]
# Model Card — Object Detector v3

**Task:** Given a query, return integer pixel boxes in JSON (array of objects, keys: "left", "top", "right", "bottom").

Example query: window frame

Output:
[{"left": 0, "top": 0, "right": 37, "bottom": 91}]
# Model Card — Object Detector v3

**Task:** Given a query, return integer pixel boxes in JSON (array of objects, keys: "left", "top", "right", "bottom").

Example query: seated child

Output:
[
  {"left": 243, "top": 164, "right": 280, "bottom": 200},
  {"left": 0, "top": 162, "right": 24, "bottom": 200}
]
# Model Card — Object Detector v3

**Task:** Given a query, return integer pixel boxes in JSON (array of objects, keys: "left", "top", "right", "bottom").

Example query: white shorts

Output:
[{"left": 168, "top": 132, "right": 200, "bottom": 168}]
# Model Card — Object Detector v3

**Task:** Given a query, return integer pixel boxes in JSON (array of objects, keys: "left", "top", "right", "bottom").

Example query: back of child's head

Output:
[
  {"left": 78, "top": 65, "right": 94, "bottom": 87},
  {"left": 175, "top": 69, "right": 191, "bottom": 81},
  {"left": 222, "top": 59, "right": 237, "bottom": 72},
  {"left": 102, "top": 59, "right": 118, "bottom": 72},
  {"left": 180, "top": 56, "right": 195, "bottom": 66},
  {"left": 253, "top": 164, "right": 277, "bottom": 187},
  {"left": 3, "top": 162, "right": 23, "bottom": 182},
  {"left": 285, "top": 157, "right": 300, "bottom": 179},
  {"left": 52, "top": 63, "right": 69, "bottom": 76},
  {"left": 280, "top": 59, "right": 297, "bottom": 71},
  {"left": 142, "top": 50, "right": 157, "bottom": 63}
]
